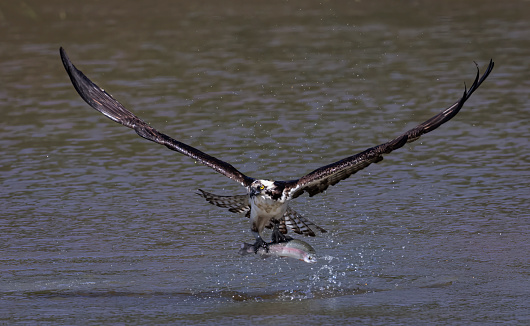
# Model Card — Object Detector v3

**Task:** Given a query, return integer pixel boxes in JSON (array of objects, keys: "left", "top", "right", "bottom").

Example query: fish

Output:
[{"left": 239, "top": 239, "right": 317, "bottom": 263}]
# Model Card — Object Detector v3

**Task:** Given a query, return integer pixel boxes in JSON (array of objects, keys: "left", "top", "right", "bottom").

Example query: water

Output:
[{"left": 1, "top": 1, "right": 529, "bottom": 324}]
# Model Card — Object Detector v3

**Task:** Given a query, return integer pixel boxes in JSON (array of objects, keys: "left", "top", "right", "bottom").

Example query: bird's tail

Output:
[
  {"left": 283, "top": 207, "right": 327, "bottom": 236},
  {"left": 197, "top": 189, "right": 327, "bottom": 236},
  {"left": 197, "top": 189, "right": 250, "bottom": 214}
]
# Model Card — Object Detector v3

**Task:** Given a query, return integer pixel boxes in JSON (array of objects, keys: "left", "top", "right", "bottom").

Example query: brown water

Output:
[{"left": 1, "top": 1, "right": 529, "bottom": 324}]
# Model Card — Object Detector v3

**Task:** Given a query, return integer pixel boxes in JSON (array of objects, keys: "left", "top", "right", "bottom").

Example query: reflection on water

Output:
[{"left": 1, "top": 0, "right": 529, "bottom": 324}]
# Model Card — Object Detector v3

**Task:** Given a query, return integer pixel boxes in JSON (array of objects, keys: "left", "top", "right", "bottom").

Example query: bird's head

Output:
[
  {"left": 250, "top": 180, "right": 273, "bottom": 197},
  {"left": 249, "top": 179, "right": 285, "bottom": 200}
]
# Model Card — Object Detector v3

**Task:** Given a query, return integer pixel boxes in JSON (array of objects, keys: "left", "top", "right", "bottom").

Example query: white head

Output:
[{"left": 249, "top": 179, "right": 276, "bottom": 198}]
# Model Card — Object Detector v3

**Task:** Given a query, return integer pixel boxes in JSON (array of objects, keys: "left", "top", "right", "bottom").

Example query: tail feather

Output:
[
  {"left": 197, "top": 189, "right": 250, "bottom": 214},
  {"left": 197, "top": 189, "right": 327, "bottom": 237},
  {"left": 283, "top": 206, "right": 327, "bottom": 236}
]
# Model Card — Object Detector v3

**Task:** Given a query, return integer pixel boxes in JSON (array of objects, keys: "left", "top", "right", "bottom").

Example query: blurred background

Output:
[{"left": 1, "top": 1, "right": 528, "bottom": 324}]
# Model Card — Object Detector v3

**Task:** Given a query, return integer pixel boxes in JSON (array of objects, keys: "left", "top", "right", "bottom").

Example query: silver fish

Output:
[{"left": 239, "top": 239, "right": 317, "bottom": 263}]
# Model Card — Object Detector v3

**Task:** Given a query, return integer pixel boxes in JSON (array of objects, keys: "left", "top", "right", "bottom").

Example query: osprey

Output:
[{"left": 60, "top": 47, "right": 494, "bottom": 251}]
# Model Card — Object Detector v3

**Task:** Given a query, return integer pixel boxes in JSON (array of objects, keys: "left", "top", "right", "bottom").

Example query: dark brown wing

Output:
[
  {"left": 285, "top": 60, "right": 494, "bottom": 199},
  {"left": 60, "top": 47, "right": 254, "bottom": 187}
]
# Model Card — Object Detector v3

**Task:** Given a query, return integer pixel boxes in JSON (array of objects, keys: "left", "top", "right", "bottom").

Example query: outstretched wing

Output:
[
  {"left": 60, "top": 47, "right": 254, "bottom": 187},
  {"left": 285, "top": 60, "right": 494, "bottom": 199}
]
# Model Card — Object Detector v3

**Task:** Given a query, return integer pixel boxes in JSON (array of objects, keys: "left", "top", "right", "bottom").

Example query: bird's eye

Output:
[{"left": 259, "top": 185, "right": 264, "bottom": 190}]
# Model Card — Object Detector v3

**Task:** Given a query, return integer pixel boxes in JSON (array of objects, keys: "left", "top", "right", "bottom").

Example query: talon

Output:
[
  {"left": 252, "top": 238, "right": 269, "bottom": 253},
  {"left": 261, "top": 241, "right": 269, "bottom": 253},
  {"left": 272, "top": 232, "right": 292, "bottom": 243},
  {"left": 271, "top": 223, "right": 293, "bottom": 244}
]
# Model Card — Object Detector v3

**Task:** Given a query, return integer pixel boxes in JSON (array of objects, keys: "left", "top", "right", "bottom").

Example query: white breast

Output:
[{"left": 249, "top": 195, "right": 288, "bottom": 233}]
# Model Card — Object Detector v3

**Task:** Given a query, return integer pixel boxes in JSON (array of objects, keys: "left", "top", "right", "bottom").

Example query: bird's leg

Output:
[
  {"left": 271, "top": 222, "right": 293, "bottom": 244},
  {"left": 251, "top": 231, "right": 269, "bottom": 253}
]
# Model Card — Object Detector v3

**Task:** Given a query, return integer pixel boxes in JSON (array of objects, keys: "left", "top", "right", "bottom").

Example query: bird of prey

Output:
[{"left": 59, "top": 47, "right": 494, "bottom": 251}]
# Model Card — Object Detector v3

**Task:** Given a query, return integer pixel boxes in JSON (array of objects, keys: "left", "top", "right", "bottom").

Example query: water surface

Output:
[{"left": 1, "top": 1, "right": 529, "bottom": 324}]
